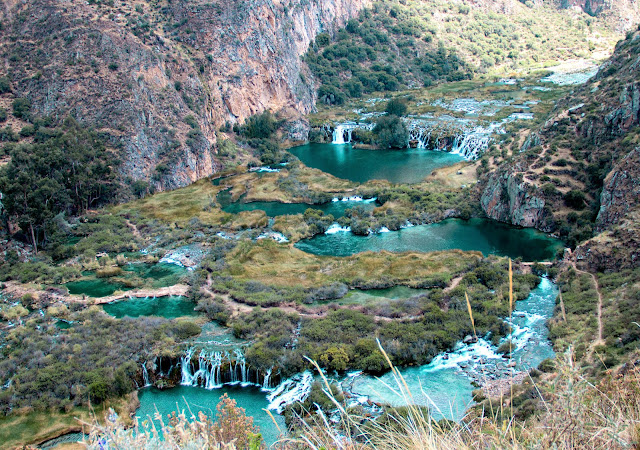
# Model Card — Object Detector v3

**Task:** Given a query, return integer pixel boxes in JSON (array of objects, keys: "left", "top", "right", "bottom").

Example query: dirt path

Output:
[
  {"left": 444, "top": 275, "right": 463, "bottom": 293},
  {"left": 571, "top": 262, "right": 604, "bottom": 345},
  {"left": 2, "top": 281, "right": 190, "bottom": 306},
  {"left": 125, "top": 219, "right": 142, "bottom": 239},
  {"left": 83, "top": 284, "right": 190, "bottom": 305}
]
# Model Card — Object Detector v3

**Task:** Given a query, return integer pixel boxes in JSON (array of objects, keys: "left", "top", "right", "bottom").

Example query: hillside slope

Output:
[{"left": 480, "top": 29, "right": 640, "bottom": 268}]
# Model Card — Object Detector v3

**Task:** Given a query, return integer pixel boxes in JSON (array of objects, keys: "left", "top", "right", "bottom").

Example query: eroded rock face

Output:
[
  {"left": 0, "top": 0, "right": 367, "bottom": 191},
  {"left": 480, "top": 171, "right": 552, "bottom": 231},
  {"left": 557, "top": 0, "right": 639, "bottom": 31},
  {"left": 596, "top": 147, "right": 640, "bottom": 231},
  {"left": 575, "top": 209, "right": 640, "bottom": 271}
]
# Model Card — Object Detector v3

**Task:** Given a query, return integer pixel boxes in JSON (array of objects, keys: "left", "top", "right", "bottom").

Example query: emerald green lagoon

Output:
[
  {"left": 137, "top": 386, "right": 285, "bottom": 445},
  {"left": 295, "top": 218, "right": 563, "bottom": 260},
  {"left": 217, "top": 189, "right": 377, "bottom": 218},
  {"left": 65, "top": 262, "right": 187, "bottom": 298},
  {"left": 65, "top": 278, "right": 130, "bottom": 298},
  {"left": 288, "top": 143, "right": 464, "bottom": 183},
  {"left": 122, "top": 262, "right": 186, "bottom": 288},
  {"left": 102, "top": 295, "right": 198, "bottom": 319}
]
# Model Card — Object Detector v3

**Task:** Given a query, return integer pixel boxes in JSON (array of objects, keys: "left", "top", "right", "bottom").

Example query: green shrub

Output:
[
  {"left": 12, "top": 98, "right": 31, "bottom": 120},
  {"left": 0, "top": 76, "right": 10, "bottom": 94}
]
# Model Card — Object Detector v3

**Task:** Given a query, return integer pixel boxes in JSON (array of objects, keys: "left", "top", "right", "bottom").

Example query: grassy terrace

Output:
[
  {"left": 308, "top": 74, "right": 572, "bottom": 126},
  {"left": 223, "top": 240, "right": 481, "bottom": 289}
]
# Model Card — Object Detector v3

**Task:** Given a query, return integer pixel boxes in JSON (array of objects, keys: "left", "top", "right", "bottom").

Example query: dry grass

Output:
[
  {"left": 227, "top": 240, "right": 481, "bottom": 288},
  {"left": 114, "top": 178, "right": 230, "bottom": 226},
  {"left": 427, "top": 161, "right": 478, "bottom": 189}
]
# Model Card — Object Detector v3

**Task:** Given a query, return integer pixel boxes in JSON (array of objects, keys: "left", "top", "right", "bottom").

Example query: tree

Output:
[
  {"left": 0, "top": 76, "right": 10, "bottom": 94},
  {"left": 12, "top": 98, "right": 31, "bottom": 120},
  {"left": 564, "top": 190, "right": 586, "bottom": 210},
  {"left": 319, "top": 345, "right": 350, "bottom": 372},
  {"left": 0, "top": 117, "right": 119, "bottom": 252},
  {"left": 243, "top": 111, "right": 277, "bottom": 139},
  {"left": 385, "top": 98, "right": 408, "bottom": 116},
  {"left": 374, "top": 115, "right": 408, "bottom": 149}
]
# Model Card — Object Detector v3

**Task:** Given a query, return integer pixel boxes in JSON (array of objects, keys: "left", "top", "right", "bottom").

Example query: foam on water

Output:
[
  {"left": 267, "top": 371, "right": 314, "bottom": 413},
  {"left": 325, "top": 223, "right": 351, "bottom": 234}
]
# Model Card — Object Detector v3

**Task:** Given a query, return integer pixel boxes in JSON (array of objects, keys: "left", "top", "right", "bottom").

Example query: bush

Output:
[
  {"left": 0, "top": 107, "right": 6, "bottom": 122},
  {"left": 0, "top": 76, "right": 10, "bottom": 94},
  {"left": 243, "top": 111, "right": 277, "bottom": 139},
  {"left": 385, "top": 98, "right": 408, "bottom": 116},
  {"left": 564, "top": 190, "right": 586, "bottom": 210},
  {"left": 12, "top": 98, "right": 31, "bottom": 120},
  {"left": 374, "top": 115, "right": 408, "bottom": 149}
]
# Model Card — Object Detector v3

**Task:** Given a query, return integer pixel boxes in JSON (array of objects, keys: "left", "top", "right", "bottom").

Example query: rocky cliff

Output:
[
  {"left": 480, "top": 170, "right": 554, "bottom": 231},
  {"left": 556, "top": 0, "right": 639, "bottom": 30},
  {"left": 0, "top": 0, "right": 367, "bottom": 190},
  {"left": 596, "top": 147, "right": 640, "bottom": 231}
]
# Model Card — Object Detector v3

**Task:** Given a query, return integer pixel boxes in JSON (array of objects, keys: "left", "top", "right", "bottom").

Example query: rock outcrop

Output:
[
  {"left": 480, "top": 171, "right": 553, "bottom": 231},
  {"left": 0, "top": 0, "right": 367, "bottom": 190},
  {"left": 557, "top": 0, "right": 639, "bottom": 31},
  {"left": 596, "top": 147, "right": 640, "bottom": 231}
]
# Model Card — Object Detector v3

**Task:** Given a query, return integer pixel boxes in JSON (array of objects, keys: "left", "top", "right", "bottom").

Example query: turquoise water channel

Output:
[
  {"left": 102, "top": 295, "right": 198, "bottom": 319},
  {"left": 137, "top": 385, "right": 285, "bottom": 446},
  {"left": 296, "top": 218, "right": 563, "bottom": 261},
  {"left": 288, "top": 143, "right": 464, "bottom": 184},
  {"left": 350, "top": 278, "right": 559, "bottom": 421},
  {"left": 217, "top": 189, "right": 377, "bottom": 218},
  {"left": 65, "top": 262, "right": 187, "bottom": 298}
]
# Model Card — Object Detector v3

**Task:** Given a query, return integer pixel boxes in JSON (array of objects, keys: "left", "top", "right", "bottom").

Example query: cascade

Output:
[
  {"left": 262, "top": 367, "right": 273, "bottom": 390},
  {"left": 451, "top": 128, "right": 492, "bottom": 160},
  {"left": 331, "top": 122, "right": 372, "bottom": 144},
  {"left": 332, "top": 124, "right": 346, "bottom": 144},
  {"left": 179, "top": 347, "right": 251, "bottom": 389},
  {"left": 234, "top": 348, "right": 248, "bottom": 385},
  {"left": 180, "top": 347, "right": 196, "bottom": 385},
  {"left": 141, "top": 363, "right": 151, "bottom": 387},
  {"left": 267, "top": 371, "right": 314, "bottom": 413},
  {"left": 205, "top": 352, "right": 223, "bottom": 389}
]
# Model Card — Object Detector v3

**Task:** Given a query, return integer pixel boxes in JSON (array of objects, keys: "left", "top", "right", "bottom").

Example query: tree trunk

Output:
[{"left": 29, "top": 223, "right": 38, "bottom": 255}]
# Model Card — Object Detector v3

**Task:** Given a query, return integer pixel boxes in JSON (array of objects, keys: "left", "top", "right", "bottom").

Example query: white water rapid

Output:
[{"left": 267, "top": 371, "right": 314, "bottom": 413}]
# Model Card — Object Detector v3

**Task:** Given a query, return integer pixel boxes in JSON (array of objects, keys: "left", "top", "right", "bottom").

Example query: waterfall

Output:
[
  {"left": 451, "top": 128, "right": 492, "bottom": 160},
  {"left": 267, "top": 371, "right": 314, "bottom": 413},
  {"left": 180, "top": 347, "right": 196, "bottom": 385},
  {"left": 332, "top": 124, "right": 346, "bottom": 144},
  {"left": 331, "top": 122, "right": 371, "bottom": 144},
  {"left": 234, "top": 348, "right": 248, "bottom": 385},
  {"left": 262, "top": 367, "right": 273, "bottom": 391},
  {"left": 141, "top": 363, "right": 151, "bottom": 387},
  {"left": 205, "top": 352, "right": 223, "bottom": 389},
  {"left": 179, "top": 347, "right": 251, "bottom": 389}
]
